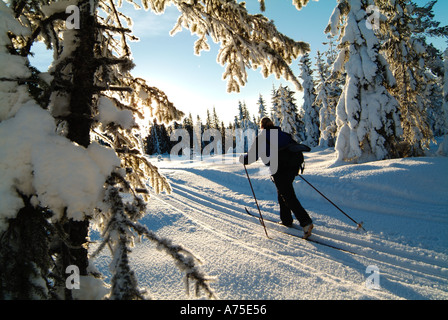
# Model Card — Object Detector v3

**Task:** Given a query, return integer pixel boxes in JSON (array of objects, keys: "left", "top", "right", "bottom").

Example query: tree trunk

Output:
[{"left": 63, "top": 1, "right": 97, "bottom": 282}]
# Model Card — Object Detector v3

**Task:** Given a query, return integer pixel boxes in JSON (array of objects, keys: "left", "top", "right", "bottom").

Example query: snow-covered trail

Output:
[{"left": 93, "top": 150, "right": 448, "bottom": 300}]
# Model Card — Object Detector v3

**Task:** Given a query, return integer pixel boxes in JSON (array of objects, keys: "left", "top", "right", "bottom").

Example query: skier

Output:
[{"left": 239, "top": 117, "right": 314, "bottom": 239}]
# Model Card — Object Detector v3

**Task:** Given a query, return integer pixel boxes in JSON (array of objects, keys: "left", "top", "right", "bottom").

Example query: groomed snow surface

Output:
[{"left": 94, "top": 148, "right": 448, "bottom": 300}]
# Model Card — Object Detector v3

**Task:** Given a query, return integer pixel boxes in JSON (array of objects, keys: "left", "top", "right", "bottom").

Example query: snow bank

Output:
[{"left": 0, "top": 104, "right": 120, "bottom": 231}]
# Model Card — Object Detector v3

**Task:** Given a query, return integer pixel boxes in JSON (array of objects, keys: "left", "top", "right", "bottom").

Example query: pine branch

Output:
[
  {"left": 172, "top": 0, "right": 309, "bottom": 92},
  {"left": 20, "top": 10, "right": 70, "bottom": 57},
  {"left": 107, "top": 0, "right": 132, "bottom": 56},
  {"left": 93, "top": 85, "right": 133, "bottom": 92},
  {"left": 95, "top": 57, "right": 134, "bottom": 67},
  {"left": 96, "top": 22, "right": 132, "bottom": 34},
  {"left": 0, "top": 77, "right": 37, "bottom": 83}
]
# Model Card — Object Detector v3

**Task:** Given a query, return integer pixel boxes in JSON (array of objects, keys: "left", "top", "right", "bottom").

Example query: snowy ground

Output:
[{"left": 93, "top": 147, "right": 448, "bottom": 300}]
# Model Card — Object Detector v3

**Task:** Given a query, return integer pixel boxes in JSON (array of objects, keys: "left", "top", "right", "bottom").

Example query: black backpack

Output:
[{"left": 279, "top": 142, "right": 311, "bottom": 175}]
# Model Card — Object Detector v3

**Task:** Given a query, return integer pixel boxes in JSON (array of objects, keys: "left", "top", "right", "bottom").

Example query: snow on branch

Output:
[
  {"left": 291, "top": 0, "right": 314, "bottom": 11},
  {"left": 129, "top": 77, "right": 185, "bottom": 124},
  {"left": 170, "top": 0, "right": 310, "bottom": 92}
]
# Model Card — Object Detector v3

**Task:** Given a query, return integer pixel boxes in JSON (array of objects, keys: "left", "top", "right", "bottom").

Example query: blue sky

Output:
[
  {"left": 128, "top": 0, "right": 339, "bottom": 124},
  {"left": 31, "top": 0, "right": 448, "bottom": 125}
]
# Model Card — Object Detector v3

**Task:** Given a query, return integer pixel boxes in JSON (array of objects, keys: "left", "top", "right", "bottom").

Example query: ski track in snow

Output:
[
  {"left": 167, "top": 180, "right": 447, "bottom": 280},
  {"left": 93, "top": 151, "right": 448, "bottom": 300}
]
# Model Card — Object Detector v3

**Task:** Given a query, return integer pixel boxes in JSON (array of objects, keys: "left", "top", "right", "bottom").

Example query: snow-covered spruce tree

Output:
[
  {"left": 272, "top": 84, "right": 304, "bottom": 143},
  {"left": 146, "top": 119, "right": 171, "bottom": 155},
  {"left": 211, "top": 107, "right": 221, "bottom": 130},
  {"left": 0, "top": 2, "right": 34, "bottom": 120},
  {"left": 315, "top": 50, "right": 338, "bottom": 147},
  {"left": 410, "top": 1, "right": 448, "bottom": 138},
  {"left": 378, "top": 0, "right": 434, "bottom": 156},
  {"left": 146, "top": 121, "right": 161, "bottom": 155},
  {"left": 183, "top": 112, "right": 195, "bottom": 153},
  {"left": 315, "top": 35, "right": 343, "bottom": 148},
  {"left": 193, "top": 114, "right": 203, "bottom": 157},
  {"left": 0, "top": 0, "right": 188, "bottom": 300},
  {"left": 237, "top": 100, "right": 254, "bottom": 130},
  {"left": 235, "top": 100, "right": 255, "bottom": 152},
  {"left": 0, "top": 1, "right": 57, "bottom": 299},
  {"left": 220, "top": 120, "right": 227, "bottom": 153},
  {"left": 1, "top": 0, "right": 309, "bottom": 299},
  {"left": 204, "top": 108, "right": 212, "bottom": 130},
  {"left": 203, "top": 108, "right": 222, "bottom": 156},
  {"left": 445, "top": 48, "right": 448, "bottom": 124},
  {"left": 299, "top": 53, "right": 319, "bottom": 147},
  {"left": 434, "top": 47, "right": 448, "bottom": 156},
  {"left": 325, "top": 0, "right": 402, "bottom": 163},
  {"left": 424, "top": 65, "right": 446, "bottom": 137},
  {"left": 270, "top": 84, "right": 281, "bottom": 127},
  {"left": 257, "top": 93, "right": 267, "bottom": 124},
  {"left": 442, "top": 48, "right": 448, "bottom": 138}
]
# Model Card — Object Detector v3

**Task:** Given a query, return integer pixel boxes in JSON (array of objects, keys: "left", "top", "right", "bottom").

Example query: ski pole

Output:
[
  {"left": 298, "top": 175, "right": 366, "bottom": 231},
  {"left": 243, "top": 164, "right": 271, "bottom": 239}
]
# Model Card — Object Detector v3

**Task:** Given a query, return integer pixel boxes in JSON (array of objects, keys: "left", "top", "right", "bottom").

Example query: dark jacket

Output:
[{"left": 242, "top": 127, "right": 297, "bottom": 172}]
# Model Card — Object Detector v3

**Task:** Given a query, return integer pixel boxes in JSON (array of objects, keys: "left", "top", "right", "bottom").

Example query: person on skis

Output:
[{"left": 239, "top": 117, "right": 314, "bottom": 239}]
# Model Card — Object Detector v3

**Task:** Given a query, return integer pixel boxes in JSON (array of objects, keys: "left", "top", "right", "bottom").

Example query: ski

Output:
[{"left": 244, "top": 208, "right": 357, "bottom": 255}]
